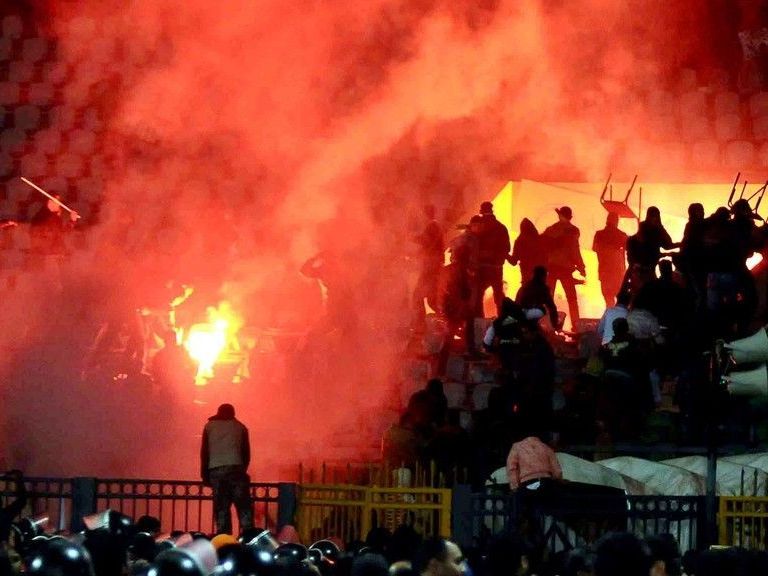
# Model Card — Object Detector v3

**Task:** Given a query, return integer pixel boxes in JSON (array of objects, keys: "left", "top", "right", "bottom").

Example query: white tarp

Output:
[
  {"left": 487, "top": 455, "right": 648, "bottom": 494},
  {"left": 598, "top": 456, "right": 707, "bottom": 496},
  {"left": 557, "top": 453, "right": 648, "bottom": 495},
  {"left": 663, "top": 456, "right": 768, "bottom": 497}
]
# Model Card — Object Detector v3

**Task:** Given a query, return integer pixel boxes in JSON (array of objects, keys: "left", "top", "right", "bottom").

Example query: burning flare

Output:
[{"left": 183, "top": 302, "right": 242, "bottom": 385}]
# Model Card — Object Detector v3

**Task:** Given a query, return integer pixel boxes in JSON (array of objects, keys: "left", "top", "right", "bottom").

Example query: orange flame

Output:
[{"left": 183, "top": 302, "right": 242, "bottom": 385}]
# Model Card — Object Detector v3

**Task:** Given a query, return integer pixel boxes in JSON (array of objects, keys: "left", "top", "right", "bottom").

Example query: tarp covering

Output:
[
  {"left": 598, "top": 456, "right": 706, "bottom": 496},
  {"left": 663, "top": 456, "right": 768, "bottom": 496}
]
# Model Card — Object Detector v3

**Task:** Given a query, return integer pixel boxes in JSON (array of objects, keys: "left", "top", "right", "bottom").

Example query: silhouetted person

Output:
[
  {"left": 444, "top": 215, "right": 481, "bottom": 352},
  {"left": 412, "top": 204, "right": 444, "bottom": 323},
  {"left": 516, "top": 265, "right": 559, "bottom": 329},
  {"left": 541, "top": 206, "right": 585, "bottom": 328},
  {"left": 200, "top": 403, "right": 253, "bottom": 535},
  {"left": 592, "top": 212, "right": 627, "bottom": 308},
  {"left": 475, "top": 201, "right": 511, "bottom": 316},
  {"left": 634, "top": 260, "right": 688, "bottom": 334},
  {"left": 678, "top": 203, "right": 707, "bottom": 302},
  {"left": 509, "top": 218, "right": 542, "bottom": 285},
  {"left": 626, "top": 206, "right": 678, "bottom": 294},
  {"left": 29, "top": 195, "right": 79, "bottom": 256}
]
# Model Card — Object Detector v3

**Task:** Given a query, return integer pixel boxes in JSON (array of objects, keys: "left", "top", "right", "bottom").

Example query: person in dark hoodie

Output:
[
  {"left": 200, "top": 404, "right": 253, "bottom": 535},
  {"left": 509, "top": 218, "right": 542, "bottom": 285}
]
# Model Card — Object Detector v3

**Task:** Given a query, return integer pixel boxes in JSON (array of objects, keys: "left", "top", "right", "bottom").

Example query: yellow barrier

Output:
[
  {"left": 719, "top": 497, "right": 768, "bottom": 550},
  {"left": 297, "top": 484, "right": 452, "bottom": 544}
]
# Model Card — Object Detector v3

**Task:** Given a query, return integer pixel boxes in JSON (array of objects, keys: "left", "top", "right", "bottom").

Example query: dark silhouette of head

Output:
[
  {"left": 480, "top": 201, "right": 493, "bottom": 215},
  {"left": 216, "top": 404, "right": 235, "bottom": 419},
  {"left": 532, "top": 266, "right": 547, "bottom": 283},
  {"left": 688, "top": 203, "right": 704, "bottom": 221},
  {"left": 645, "top": 206, "right": 661, "bottom": 225},
  {"left": 606, "top": 212, "right": 619, "bottom": 228},
  {"left": 519, "top": 218, "right": 538, "bottom": 235}
]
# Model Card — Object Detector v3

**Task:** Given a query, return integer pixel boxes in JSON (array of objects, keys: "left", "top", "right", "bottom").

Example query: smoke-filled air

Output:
[{"left": 0, "top": 0, "right": 729, "bottom": 478}]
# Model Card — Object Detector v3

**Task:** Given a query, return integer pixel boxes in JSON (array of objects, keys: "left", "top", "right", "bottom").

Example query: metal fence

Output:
[
  {"left": 0, "top": 477, "right": 72, "bottom": 532},
  {"left": 95, "top": 479, "right": 283, "bottom": 534},
  {"left": 719, "top": 497, "right": 768, "bottom": 550},
  {"left": 296, "top": 484, "right": 452, "bottom": 544},
  {"left": 1, "top": 477, "right": 288, "bottom": 534},
  {"left": 468, "top": 488, "right": 705, "bottom": 552}
]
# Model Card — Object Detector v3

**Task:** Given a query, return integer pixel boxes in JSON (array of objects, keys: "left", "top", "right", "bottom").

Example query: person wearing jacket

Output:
[
  {"left": 541, "top": 206, "right": 585, "bottom": 329},
  {"left": 200, "top": 404, "right": 253, "bottom": 535}
]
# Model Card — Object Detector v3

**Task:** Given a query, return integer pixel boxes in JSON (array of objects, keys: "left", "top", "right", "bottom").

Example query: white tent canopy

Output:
[
  {"left": 663, "top": 456, "right": 768, "bottom": 496},
  {"left": 598, "top": 456, "right": 707, "bottom": 496}
]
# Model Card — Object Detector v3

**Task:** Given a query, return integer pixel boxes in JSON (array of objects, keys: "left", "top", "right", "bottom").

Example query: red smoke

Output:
[{"left": 0, "top": 0, "right": 740, "bottom": 478}]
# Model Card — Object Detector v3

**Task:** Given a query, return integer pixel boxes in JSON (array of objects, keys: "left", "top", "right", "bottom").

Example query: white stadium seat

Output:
[
  {"left": 690, "top": 139, "right": 721, "bottom": 168},
  {"left": 28, "top": 82, "right": 55, "bottom": 105},
  {"left": 56, "top": 153, "right": 85, "bottom": 179},
  {"left": 22, "top": 37, "right": 49, "bottom": 63},
  {"left": 714, "top": 91, "right": 740, "bottom": 116},
  {"left": 34, "top": 128, "right": 63, "bottom": 156},
  {"left": 0, "top": 82, "right": 21, "bottom": 106},
  {"left": 680, "top": 117, "right": 714, "bottom": 141},
  {"left": 14, "top": 105, "right": 42, "bottom": 132},
  {"left": 19, "top": 153, "right": 49, "bottom": 179},
  {"left": 67, "top": 129, "right": 97, "bottom": 155},
  {"left": 2, "top": 15, "right": 24, "bottom": 39},
  {"left": 723, "top": 140, "right": 756, "bottom": 168},
  {"left": 678, "top": 90, "right": 708, "bottom": 119},
  {"left": 0, "top": 128, "right": 27, "bottom": 154},
  {"left": 750, "top": 92, "right": 768, "bottom": 118},
  {"left": 714, "top": 113, "right": 744, "bottom": 140}
]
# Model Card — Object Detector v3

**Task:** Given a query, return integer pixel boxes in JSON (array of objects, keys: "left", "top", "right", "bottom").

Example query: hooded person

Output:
[
  {"left": 200, "top": 404, "right": 253, "bottom": 536},
  {"left": 509, "top": 218, "right": 542, "bottom": 285}
]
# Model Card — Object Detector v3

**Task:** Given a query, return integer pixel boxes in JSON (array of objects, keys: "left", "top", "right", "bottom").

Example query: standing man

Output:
[
  {"left": 476, "top": 201, "right": 511, "bottom": 316},
  {"left": 412, "top": 204, "right": 444, "bottom": 323},
  {"left": 200, "top": 403, "right": 253, "bottom": 535},
  {"left": 541, "top": 206, "right": 585, "bottom": 329},
  {"left": 592, "top": 212, "right": 628, "bottom": 308}
]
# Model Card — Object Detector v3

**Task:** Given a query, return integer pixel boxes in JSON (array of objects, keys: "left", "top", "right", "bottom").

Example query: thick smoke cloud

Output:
[{"left": 0, "top": 0, "right": 723, "bottom": 478}]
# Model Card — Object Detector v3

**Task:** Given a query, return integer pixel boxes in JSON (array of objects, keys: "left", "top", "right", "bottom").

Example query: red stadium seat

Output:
[
  {"left": 690, "top": 140, "right": 721, "bottom": 168},
  {"left": 723, "top": 140, "right": 756, "bottom": 168}
]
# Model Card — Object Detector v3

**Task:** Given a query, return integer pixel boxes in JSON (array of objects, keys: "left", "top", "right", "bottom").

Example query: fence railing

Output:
[
  {"left": 296, "top": 484, "right": 452, "bottom": 544},
  {"left": 0, "top": 477, "right": 72, "bottom": 532},
  {"left": 298, "top": 460, "right": 469, "bottom": 488},
  {"left": 1, "top": 477, "right": 293, "bottom": 534},
  {"left": 465, "top": 488, "right": 705, "bottom": 553},
  {"left": 719, "top": 496, "right": 768, "bottom": 550}
]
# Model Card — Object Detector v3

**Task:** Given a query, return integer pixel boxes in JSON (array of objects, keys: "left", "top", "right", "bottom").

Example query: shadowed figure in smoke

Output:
[
  {"left": 508, "top": 217, "right": 542, "bottom": 286},
  {"left": 541, "top": 206, "right": 584, "bottom": 329},
  {"left": 444, "top": 215, "right": 481, "bottom": 355},
  {"left": 411, "top": 204, "right": 444, "bottom": 327},
  {"left": 592, "top": 212, "right": 627, "bottom": 309},
  {"left": 626, "top": 206, "right": 678, "bottom": 296},
  {"left": 475, "top": 201, "right": 510, "bottom": 317}
]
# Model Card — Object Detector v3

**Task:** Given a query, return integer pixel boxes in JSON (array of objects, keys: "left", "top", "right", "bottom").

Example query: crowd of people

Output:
[{"left": 401, "top": 193, "right": 768, "bottom": 485}]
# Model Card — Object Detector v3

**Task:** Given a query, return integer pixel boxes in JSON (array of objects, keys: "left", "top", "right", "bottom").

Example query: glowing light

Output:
[
  {"left": 183, "top": 302, "right": 242, "bottom": 385},
  {"left": 748, "top": 253, "right": 763, "bottom": 271}
]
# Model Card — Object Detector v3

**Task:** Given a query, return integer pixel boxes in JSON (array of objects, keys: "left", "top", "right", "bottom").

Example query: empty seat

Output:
[
  {"left": 714, "top": 91, "right": 740, "bottom": 116},
  {"left": 19, "top": 153, "right": 49, "bottom": 179},
  {"left": 715, "top": 113, "right": 744, "bottom": 140},
  {"left": 0, "top": 129, "right": 26, "bottom": 154},
  {"left": 680, "top": 118, "right": 714, "bottom": 141},
  {"left": 6, "top": 179, "right": 29, "bottom": 204},
  {"left": 753, "top": 114, "right": 768, "bottom": 139},
  {"left": 0, "top": 82, "right": 20, "bottom": 106},
  {"left": 659, "top": 141, "right": 688, "bottom": 167},
  {"left": 645, "top": 114, "right": 680, "bottom": 140},
  {"left": 34, "top": 129, "right": 62, "bottom": 156},
  {"left": 14, "top": 105, "right": 42, "bottom": 132},
  {"left": 648, "top": 90, "right": 676, "bottom": 116},
  {"left": 42, "top": 62, "right": 70, "bottom": 86},
  {"left": 77, "top": 177, "right": 103, "bottom": 202},
  {"left": 22, "top": 37, "right": 49, "bottom": 63},
  {"left": 724, "top": 140, "right": 756, "bottom": 168},
  {"left": 48, "top": 106, "right": 77, "bottom": 131},
  {"left": 82, "top": 108, "right": 104, "bottom": 131},
  {"left": 757, "top": 142, "right": 768, "bottom": 168},
  {"left": 39, "top": 177, "right": 67, "bottom": 197},
  {"left": 67, "top": 129, "right": 96, "bottom": 155},
  {"left": 677, "top": 68, "right": 699, "bottom": 92},
  {"left": 0, "top": 153, "right": 13, "bottom": 178},
  {"left": 751, "top": 92, "right": 768, "bottom": 118},
  {"left": 690, "top": 140, "right": 721, "bottom": 168},
  {"left": 678, "top": 90, "right": 708, "bottom": 119},
  {"left": 28, "top": 82, "right": 55, "bottom": 105},
  {"left": 8, "top": 61, "right": 36, "bottom": 83},
  {"left": 56, "top": 153, "right": 85, "bottom": 179},
  {"left": 2, "top": 15, "right": 24, "bottom": 39},
  {"left": 0, "top": 37, "right": 11, "bottom": 62}
]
